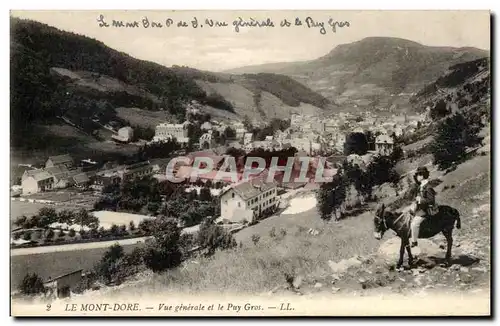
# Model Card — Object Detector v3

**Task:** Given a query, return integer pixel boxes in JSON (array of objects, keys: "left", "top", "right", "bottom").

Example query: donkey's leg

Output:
[
  {"left": 405, "top": 240, "right": 414, "bottom": 266},
  {"left": 442, "top": 229, "right": 453, "bottom": 267},
  {"left": 397, "top": 238, "right": 405, "bottom": 269}
]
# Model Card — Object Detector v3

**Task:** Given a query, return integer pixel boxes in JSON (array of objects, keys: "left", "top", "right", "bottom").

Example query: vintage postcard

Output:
[{"left": 9, "top": 10, "right": 491, "bottom": 317}]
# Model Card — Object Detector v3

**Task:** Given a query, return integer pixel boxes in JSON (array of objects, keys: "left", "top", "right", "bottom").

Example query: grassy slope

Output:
[
  {"left": 96, "top": 134, "right": 490, "bottom": 297},
  {"left": 10, "top": 244, "right": 142, "bottom": 292}
]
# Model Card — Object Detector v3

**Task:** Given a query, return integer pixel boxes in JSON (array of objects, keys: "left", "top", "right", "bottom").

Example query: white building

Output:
[
  {"left": 153, "top": 122, "right": 190, "bottom": 145},
  {"left": 290, "top": 138, "right": 312, "bottom": 155},
  {"left": 375, "top": 134, "right": 395, "bottom": 156},
  {"left": 220, "top": 179, "right": 278, "bottom": 224},
  {"left": 243, "top": 133, "right": 254, "bottom": 145},
  {"left": 199, "top": 132, "right": 216, "bottom": 150},
  {"left": 21, "top": 170, "right": 54, "bottom": 195}
]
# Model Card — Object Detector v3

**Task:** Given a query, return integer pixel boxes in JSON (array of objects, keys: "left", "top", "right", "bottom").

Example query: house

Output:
[
  {"left": 72, "top": 172, "right": 91, "bottom": 189},
  {"left": 93, "top": 162, "right": 153, "bottom": 189},
  {"left": 243, "top": 133, "right": 254, "bottom": 145},
  {"left": 21, "top": 170, "right": 54, "bottom": 195},
  {"left": 199, "top": 132, "right": 216, "bottom": 150},
  {"left": 121, "top": 161, "right": 154, "bottom": 182},
  {"left": 375, "top": 134, "right": 395, "bottom": 156},
  {"left": 153, "top": 122, "right": 191, "bottom": 145},
  {"left": 45, "top": 154, "right": 74, "bottom": 169},
  {"left": 290, "top": 138, "right": 312, "bottom": 155},
  {"left": 44, "top": 269, "right": 83, "bottom": 299},
  {"left": 220, "top": 178, "right": 278, "bottom": 224},
  {"left": 94, "top": 169, "right": 121, "bottom": 190},
  {"left": 235, "top": 127, "right": 247, "bottom": 140}
]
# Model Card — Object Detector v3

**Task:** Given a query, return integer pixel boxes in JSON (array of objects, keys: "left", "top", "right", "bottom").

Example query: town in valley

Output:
[{"left": 9, "top": 11, "right": 491, "bottom": 316}]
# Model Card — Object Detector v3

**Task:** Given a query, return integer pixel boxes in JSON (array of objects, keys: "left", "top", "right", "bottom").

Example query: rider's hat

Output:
[{"left": 413, "top": 166, "right": 430, "bottom": 184}]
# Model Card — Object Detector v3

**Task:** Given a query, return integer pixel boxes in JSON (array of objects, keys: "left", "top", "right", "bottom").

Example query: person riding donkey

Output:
[{"left": 410, "top": 166, "right": 438, "bottom": 248}]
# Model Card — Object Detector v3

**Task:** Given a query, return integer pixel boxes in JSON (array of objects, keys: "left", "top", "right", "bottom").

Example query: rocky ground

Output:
[{"left": 267, "top": 234, "right": 490, "bottom": 298}]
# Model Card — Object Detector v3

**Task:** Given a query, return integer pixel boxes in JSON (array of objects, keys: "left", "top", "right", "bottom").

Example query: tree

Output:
[
  {"left": 366, "top": 155, "right": 399, "bottom": 187},
  {"left": 37, "top": 207, "right": 58, "bottom": 227},
  {"left": 223, "top": 126, "right": 236, "bottom": 140},
  {"left": 143, "top": 218, "right": 182, "bottom": 272},
  {"left": 138, "top": 218, "right": 155, "bottom": 235},
  {"left": 68, "top": 228, "right": 76, "bottom": 237},
  {"left": 19, "top": 273, "right": 46, "bottom": 296},
  {"left": 197, "top": 219, "right": 237, "bottom": 256},
  {"left": 344, "top": 132, "right": 369, "bottom": 156},
  {"left": 430, "top": 99, "right": 449, "bottom": 120},
  {"left": 199, "top": 187, "right": 212, "bottom": 201},
  {"left": 316, "top": 173, "right": 347, "bottom": 221},
  {"left": 431, "top": 112, "right": 483, "bottom": 170},
  {"left": 57, "top": 209, "right": 74, "bottom": 225}
]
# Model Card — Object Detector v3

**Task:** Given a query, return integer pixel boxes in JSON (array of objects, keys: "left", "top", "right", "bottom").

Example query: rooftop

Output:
[{"left": 47, "top": 154, "right": 73, "bottom": 165}]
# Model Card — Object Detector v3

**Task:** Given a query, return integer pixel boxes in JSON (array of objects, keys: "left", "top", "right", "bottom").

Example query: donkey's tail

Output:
[{"left": 455, "top": 209, "right": 461, "bottom": 229}]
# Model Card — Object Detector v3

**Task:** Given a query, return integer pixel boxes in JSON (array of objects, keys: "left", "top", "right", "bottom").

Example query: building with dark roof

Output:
[
  {"left": 45, "top": 154, "right": 74, "bottom": 169},
  {"left": 220, "top": 178, "right": 278, "bottom": 224}
]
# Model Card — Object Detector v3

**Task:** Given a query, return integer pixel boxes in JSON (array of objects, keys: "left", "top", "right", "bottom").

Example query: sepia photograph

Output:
[{"left": 9, "top": 9, "right": 491, "bottom": 317}]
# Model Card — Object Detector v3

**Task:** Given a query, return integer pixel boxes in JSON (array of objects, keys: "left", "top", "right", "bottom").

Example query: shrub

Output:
[
  {"left": 125, "top": 247, "right": 145, "bottom": 267},
  {"left": 79, "top": 229, "right": 88, "bottom": 239},
  {"left": 22, "top": 231, "right": 32, "bottom": 241},
  {"left": 68, "top": 228, "right": 76, "bottom": 237},
  {"left": 251, "top": 234, "right": 260, "bottom": 245},
  {"left": 110, "top": 224, "right": 120, "bottom": 237},
  {"left": 45, "top": 229, "right": 55, "bottom": 240},
  {"left": 279, "top": 228, "right": 287, "bottom": 237},
  {"left": 13, "top": 232, "right": 21, "bottom": 240},
  {"left": 269, "top": 227, "right": 276, "bottom": 238},
  {"left": 129, "top": 220, "right": 136, "bottom": 231},
  {"left": 13, "top": 215, "right": 27, "bottom": 228},
  {"left": 19, "top": 273, "right": 46, "bottom": 295}
]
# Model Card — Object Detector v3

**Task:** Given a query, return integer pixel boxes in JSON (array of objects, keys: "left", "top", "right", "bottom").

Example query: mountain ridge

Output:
[
  {"left": 10, "top": 17, "right": 330, "bottom": 155},
  {"left": 224, "top": 36, "right": 489, "bottom": 111}
]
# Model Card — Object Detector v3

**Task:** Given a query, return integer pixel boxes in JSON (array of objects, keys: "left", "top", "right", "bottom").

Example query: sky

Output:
[{"left": 10, "top": 10, "right": 490, "bottom": 72}]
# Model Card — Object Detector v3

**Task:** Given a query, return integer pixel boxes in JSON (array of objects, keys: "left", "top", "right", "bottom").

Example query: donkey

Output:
[{"left": 373, "top": 203, "right": 461, "bottom": 269}]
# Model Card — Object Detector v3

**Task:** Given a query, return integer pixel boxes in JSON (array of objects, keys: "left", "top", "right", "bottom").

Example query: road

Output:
[{"left": 10, "top": 236, "right": 152, "bottom": 256}]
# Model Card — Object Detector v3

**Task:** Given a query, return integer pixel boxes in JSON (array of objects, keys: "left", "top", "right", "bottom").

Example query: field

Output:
[
  {"left": 114, "top": 107, "right": 170, "bottom": 129},
  {"left": 10, "top": 243, "right": 143, "bottom": 292},
  {"left": 93, "top": 211, "right": 152, "bottom": 229},
  {"left": 10, "top": 201, "right": 85, "bottom": 229}
]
